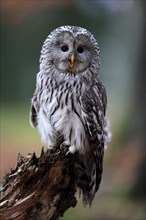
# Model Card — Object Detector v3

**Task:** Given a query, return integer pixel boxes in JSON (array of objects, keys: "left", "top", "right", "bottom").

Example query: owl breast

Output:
[{"left": 37, "top": 77, "right": 89, "bottom": 154}]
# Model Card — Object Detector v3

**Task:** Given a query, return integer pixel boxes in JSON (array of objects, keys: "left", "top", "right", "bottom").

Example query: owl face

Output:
[{"left": 43, "top": 26, "right": 100, "bottom": 74}]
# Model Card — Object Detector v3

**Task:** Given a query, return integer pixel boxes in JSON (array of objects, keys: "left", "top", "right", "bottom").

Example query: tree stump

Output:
[{"left": 0, "top": 145, "right": 77, "bottom": 220}]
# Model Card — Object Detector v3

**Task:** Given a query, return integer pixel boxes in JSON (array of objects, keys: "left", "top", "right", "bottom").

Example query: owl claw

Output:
[
  {"left": 50, "top": 143, "right": 56, "bottom": 149},
  {"left": 65, "top": 151, "right": 71, "bottom": 156},
  {"left": 60, "top": 141, "right": 70, "bottom": 154},
  {"left": 67, "top": 145, "right": 77, "bottom": 155},
  {"left": 49, "top": 143, "right": 61, "bottom": 155},
  {"left": 60, "top": 141, "right": 76, "bottom": 155}
]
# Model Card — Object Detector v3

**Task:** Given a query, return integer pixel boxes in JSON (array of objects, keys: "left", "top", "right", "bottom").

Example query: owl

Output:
[{"left": 30, "top": 26, "right": 111, "bottom": 206}]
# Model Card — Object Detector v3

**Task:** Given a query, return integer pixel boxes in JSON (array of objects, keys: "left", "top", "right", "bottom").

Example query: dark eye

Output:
[
  {"left": 61, "top": 45, "right": 69, "bottom": 52},
  {"left": 77, "top": 46, "right": 84, "bottom": 53}
]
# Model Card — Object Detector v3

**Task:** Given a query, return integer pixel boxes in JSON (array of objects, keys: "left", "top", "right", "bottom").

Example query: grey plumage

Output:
[{"left": 30, "top": 26, "right": 111, "bottom": 206}]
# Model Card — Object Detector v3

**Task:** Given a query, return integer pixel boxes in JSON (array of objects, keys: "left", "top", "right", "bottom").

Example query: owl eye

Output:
[
  {"left": 77, "top": 46, "right": 84, "bottom": 53},
  {"left": 61, "top": 45, "right": 69, "bottom": 52}
]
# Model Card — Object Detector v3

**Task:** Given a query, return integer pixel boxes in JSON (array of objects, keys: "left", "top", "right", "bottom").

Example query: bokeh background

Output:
[{"left": 0, "top": 1, "right": 145, "bottom": 219}]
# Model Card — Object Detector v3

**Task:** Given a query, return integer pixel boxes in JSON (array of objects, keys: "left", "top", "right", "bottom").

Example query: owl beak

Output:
[{"left": 68, "top": 53, "right": 75, "bottom": 67}]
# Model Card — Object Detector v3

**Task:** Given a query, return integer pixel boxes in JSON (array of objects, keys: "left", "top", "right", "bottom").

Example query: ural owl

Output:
[{"left": 30, "top": 26, "right": 111, "bottom": 205}]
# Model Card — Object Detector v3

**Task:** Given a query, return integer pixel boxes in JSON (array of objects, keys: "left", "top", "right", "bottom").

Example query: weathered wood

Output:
[{"left": 0, "top": 145, "right": 77, "bottom": 220}]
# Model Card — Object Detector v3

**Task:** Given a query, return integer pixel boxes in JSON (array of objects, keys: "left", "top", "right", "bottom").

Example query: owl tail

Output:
[{"left": 74, "top": 152, "right": 103, "bottom": 206}]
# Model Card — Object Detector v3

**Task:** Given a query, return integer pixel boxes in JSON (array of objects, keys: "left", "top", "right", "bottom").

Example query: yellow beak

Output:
[{"left": 69, "top": 53, "right": 75, "bottom": 67}]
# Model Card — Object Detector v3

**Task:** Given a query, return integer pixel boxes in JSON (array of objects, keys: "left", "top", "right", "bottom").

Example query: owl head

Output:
[{"left": 40, "top": 26, "right": 100, "bottom": 74}]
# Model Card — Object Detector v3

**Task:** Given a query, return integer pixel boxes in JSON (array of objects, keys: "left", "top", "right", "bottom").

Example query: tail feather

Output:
[{"left": 74, "top": 152, "right": 103, "bottom": 206}]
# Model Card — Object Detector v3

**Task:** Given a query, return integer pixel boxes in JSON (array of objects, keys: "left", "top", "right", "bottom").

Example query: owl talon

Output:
[
  {"left": 50, "top": 143, "right": 56, "bottom": 149},
  {"left": 60, "top": 141, "right": 70, "bottom": 154},
  {"left": 60, "top": 141, "right": 76, "bottom": 155},
  {"left": 49, "top": 143, "right": 61, "bottom": 154},
  {"left": 67, "top": 145, "right": 77, "bottom": 155},
  {"left": 65, "top": 150, "right": 71, "bottom": 156}
]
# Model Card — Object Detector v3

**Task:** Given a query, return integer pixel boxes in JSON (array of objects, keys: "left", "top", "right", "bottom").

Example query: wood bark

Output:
[{"left": 0, "top": 145, "right": 77, "bottom": 220}]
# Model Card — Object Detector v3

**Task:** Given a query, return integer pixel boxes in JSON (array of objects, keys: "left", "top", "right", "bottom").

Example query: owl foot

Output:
[
  {"left": 60, "top": 141, "right": 76, "bottom": 155},
  {"left": 49, "top": 143, "right": 61, "bottom": 155},
  {"left": 67, "top": 145, "right": 77, "bottom": 155},
  {"left": 60, "top": 141, "right": 70, "bottom": 154},
  {"left": 50, "top": 143, "right": 56, "bottom": 149}
]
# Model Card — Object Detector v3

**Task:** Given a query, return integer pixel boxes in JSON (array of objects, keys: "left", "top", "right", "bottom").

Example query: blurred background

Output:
[{"left": 0, "top": 1, "right": 145, "bottom": 219}]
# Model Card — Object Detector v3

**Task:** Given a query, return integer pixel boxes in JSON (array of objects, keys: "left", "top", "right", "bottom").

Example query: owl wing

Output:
[
  {"left": 30, "top": 90, "right": 39, "bottom": 128},
  {"left": 81, "top": 80, "right": 107, "bottom": 191},
  {"left": 81, "top": 80, "right": 107, "bottom": 142}
]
